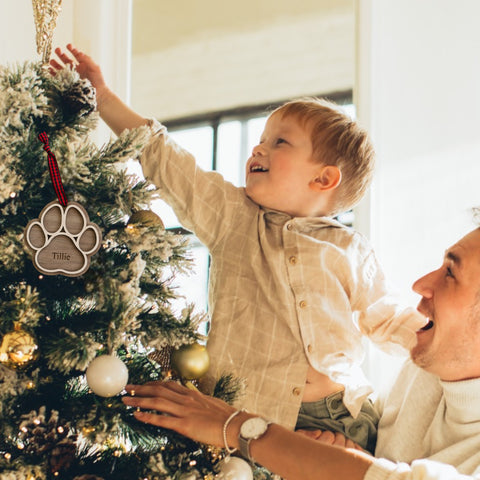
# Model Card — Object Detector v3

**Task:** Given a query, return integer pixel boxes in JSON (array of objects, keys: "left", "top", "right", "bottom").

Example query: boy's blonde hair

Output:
[{"left": 270, "top": 97, "right": 375, "bottom": 216}]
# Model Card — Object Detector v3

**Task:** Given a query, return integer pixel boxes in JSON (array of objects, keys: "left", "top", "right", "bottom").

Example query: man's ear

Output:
[{"left": 310, "top": 165, "right": 342, "bottom": 192}]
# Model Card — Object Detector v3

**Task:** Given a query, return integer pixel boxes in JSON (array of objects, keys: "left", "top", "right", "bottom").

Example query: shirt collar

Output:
[{"left": 261, "top": 207, "right": 347, "bottom": 230}]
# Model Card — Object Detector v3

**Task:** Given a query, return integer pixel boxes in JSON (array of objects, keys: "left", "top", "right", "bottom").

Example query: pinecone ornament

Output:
[
  {"left": 18, "top": 407, "right": 77, "bottom": 474},
  {"left": 61, "top": 77, "right": 97, "bottom": 119}
]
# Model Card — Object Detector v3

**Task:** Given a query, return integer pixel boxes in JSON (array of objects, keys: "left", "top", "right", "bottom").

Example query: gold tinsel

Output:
[{"left": 31, "top": 0, "right": 63, "bottom": 64}]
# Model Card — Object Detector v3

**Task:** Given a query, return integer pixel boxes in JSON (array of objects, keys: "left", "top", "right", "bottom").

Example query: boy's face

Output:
[{"left": 245, "top": 113, "right": 323, "bottom": 216}]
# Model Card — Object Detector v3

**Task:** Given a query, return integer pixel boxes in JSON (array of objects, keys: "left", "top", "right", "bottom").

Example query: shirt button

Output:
[
  {"left": 289, "top": 256, "right": 297, "bottom": 265},
  {"left": 286, "top": 223, "right": 293, "bottom": 231},
  {"left": 292, "top": 387, "right": 302, "bottom": 396},
  {"left": 307, "top": 344, "right": 313, "bottom": 353},
  {"left": 299, "top": 300, "right": 307, "bottom": 308}
]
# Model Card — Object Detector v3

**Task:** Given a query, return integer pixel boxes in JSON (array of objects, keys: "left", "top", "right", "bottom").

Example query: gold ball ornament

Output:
[
  {"left": 127, "top": 210, "right": 164, "bottom": 230},
  {"left": 0, "top": 326, "right": 39, "bottom": 370},
  {"left": 170, "top": 342, "right": 210, "bottom": 381}
]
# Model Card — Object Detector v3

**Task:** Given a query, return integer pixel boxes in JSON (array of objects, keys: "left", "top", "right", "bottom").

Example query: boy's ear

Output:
[{"left": 310, "top": 165, "right": 342, "bottom": 192}]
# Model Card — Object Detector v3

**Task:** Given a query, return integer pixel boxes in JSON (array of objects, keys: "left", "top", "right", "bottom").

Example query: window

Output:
[{"left": 152, "top": 94, "right": 353, "bottom": 317}]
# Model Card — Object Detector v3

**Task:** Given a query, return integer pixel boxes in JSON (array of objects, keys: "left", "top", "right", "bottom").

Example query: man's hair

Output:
[{"left": 270, "top": 97, "right": 375, "bottom": 215}]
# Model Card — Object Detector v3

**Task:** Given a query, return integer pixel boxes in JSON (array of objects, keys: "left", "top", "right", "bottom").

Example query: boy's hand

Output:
[
  {"left": 296, "top": 429, "right": 365, "bottom": 451},
  {"left": 50, "top": 44, "right": 108, "bottom": 100},
  {"left": 50, "top": 44, "right": 148, "bottom": 134}
]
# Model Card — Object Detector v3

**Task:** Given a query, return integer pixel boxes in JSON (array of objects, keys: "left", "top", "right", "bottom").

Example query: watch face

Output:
[{"left": 240, "top": 417, "right": 269, "bottom": 439}]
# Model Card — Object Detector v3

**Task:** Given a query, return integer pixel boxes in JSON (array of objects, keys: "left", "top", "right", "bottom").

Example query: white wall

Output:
[{"left": 356, "top": 0, "right": 480, "bottom": 385}]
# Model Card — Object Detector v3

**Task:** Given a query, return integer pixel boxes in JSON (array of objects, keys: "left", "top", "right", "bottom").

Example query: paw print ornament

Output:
[
  {"left": 23, "top": 132, "right": 102, "bottom": 277},
  {"left": 25, "top": 201, "right": 102, "bottom": 277}
]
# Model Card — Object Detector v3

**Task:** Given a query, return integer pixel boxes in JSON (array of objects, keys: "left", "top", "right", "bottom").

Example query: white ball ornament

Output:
[
  {"left": 217, "top": 457, "right": 253, "bottom": 480},
  {"left": 86, "top": 355, "right": 129, "bottom": 397}
]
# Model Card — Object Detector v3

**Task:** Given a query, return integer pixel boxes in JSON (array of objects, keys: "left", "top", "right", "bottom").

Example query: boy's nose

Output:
[{"left": 252, "top": 144, "right": 265, "bottom": 156}]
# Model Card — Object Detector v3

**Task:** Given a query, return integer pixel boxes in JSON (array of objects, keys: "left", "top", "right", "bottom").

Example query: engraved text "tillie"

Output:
[{"left": 53, "top": 252, "right": 71, "bottom": 260}]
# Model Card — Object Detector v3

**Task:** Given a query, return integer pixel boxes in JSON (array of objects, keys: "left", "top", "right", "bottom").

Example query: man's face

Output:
[{"left": 411, "top": 228, "right": 480, "bottom": 381}]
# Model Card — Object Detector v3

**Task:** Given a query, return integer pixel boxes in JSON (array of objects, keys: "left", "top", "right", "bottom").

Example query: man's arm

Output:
[
  {"left": 122, "top": 381, "right": 372, "bottom": 480},
  {"left": 50, "top": 44, "right": 148, "bottom": 136},
  {"left": 122, "top": 381, "right": 478, "bottom": 480}
]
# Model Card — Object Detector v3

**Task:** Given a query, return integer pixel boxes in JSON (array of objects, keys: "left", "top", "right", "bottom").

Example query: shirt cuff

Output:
[{"left": 364, "top": 458, "right": 406, "bottom": 480}]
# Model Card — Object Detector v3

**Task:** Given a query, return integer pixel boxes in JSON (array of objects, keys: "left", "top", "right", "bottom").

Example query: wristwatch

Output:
[{"left": 238, "top": 417, "right": 272, "bottom": 463}]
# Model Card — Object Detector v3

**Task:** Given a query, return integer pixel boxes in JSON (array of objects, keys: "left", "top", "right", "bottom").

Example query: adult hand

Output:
[{"left": 122, "top": 380, "right": 239, "bottom": 448}]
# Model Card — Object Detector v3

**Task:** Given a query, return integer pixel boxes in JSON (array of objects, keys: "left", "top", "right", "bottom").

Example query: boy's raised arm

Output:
[{"left": 50, "top": 44, "right": 149, "bottom": 136}]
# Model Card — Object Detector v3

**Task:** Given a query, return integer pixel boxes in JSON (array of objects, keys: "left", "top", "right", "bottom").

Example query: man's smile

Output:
[
  {"left": 249, "top": 162, "right": 268, "bottom": 173},
  {"left": 420, "top": 319, "right": 434, "bottom": 331}
]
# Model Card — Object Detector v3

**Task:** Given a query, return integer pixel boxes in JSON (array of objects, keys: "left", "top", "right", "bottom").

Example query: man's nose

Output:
[{"left": 412, "top": 270, "right": 436, "bottom": 298}]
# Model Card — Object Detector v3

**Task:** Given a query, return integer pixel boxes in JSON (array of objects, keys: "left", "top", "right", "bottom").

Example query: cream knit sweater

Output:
[{"left": 366, "top": 360, "right": 480, "bottom": 480}]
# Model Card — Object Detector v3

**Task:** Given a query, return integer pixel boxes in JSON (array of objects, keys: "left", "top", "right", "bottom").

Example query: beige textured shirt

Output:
[{"left": 140, "top": 122, "right": 426, "bottom": 429}]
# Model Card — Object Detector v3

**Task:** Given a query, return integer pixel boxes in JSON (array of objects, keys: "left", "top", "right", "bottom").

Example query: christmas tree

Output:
[{"left": 0, "top": 59, "right": 250, "bottom": 479}]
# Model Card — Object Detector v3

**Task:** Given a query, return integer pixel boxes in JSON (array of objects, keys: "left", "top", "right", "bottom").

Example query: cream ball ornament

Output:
[
  {"left": 86, "top": 355, "right": 129, "bottom": 397},
  {"left": 217, "top": 457, "right": 253, "bottom": 480}
]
